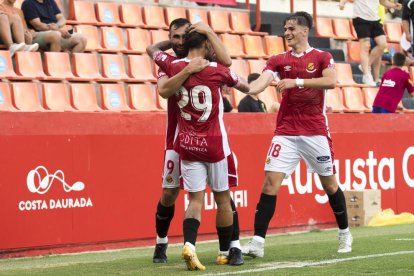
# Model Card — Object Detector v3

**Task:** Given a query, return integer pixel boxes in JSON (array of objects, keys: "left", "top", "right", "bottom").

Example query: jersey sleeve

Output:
[
  {"left": 320, "top": 51, "right": 335, "bottom": 71},
  {"left": 157, "top": 67, "right": 168, "bottom": 80},
  {"left": 220, "top": 65, "right": 240, "bottom": 88},
  {"left": 263, "top": 56, "right": 279, "bottom": 80},
  {"left": 152, "top": 51, "right": 175, "bottom": 76}
]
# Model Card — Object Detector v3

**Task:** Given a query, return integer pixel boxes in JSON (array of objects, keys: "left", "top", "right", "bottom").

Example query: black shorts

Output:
[{"left": 352, "top": 17, "right": 385, "bottom": 39}]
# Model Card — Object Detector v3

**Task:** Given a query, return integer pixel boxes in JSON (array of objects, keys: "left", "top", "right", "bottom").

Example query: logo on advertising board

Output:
[{"left": 18, "top": 166, "right": 93, "bottom": 211}]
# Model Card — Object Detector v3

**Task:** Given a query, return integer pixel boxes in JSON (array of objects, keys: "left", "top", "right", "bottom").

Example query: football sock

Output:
[
  {"left": 254, "top": 193, "right": 277, "bottom": 238},
  {"left": 217, "top": 225, "right": 233, "bottom": 252},
  {"left": 230, "top": 198, "right": 240, "bottom": 241},
  {"left": 183, "top": 218, "right": 200, "bottom": 245},
  {"left": 155, "top": 201, "right": 175, "bottom": 240},
  {"left": 328, "top": 188, "right": 348, "bottom": 230}
]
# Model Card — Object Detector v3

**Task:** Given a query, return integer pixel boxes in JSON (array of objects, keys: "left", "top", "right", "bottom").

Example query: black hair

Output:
[
  {"left": 248, "top": 73, "right": 261, "bottom": 83},
  {"left": 169, "top": 18, "right": 190, "bottom": 31},
  {"left": 393, "top": 52, "right": 406, "bottom": 67},
  {"left": 283, "top": 11, "right": 313, "bottom": 29},
  {"left": 183, "top": 31, "right": 207, "bottom": 50}
]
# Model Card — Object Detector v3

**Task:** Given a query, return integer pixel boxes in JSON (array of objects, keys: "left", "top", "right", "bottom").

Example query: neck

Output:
[
  {"left": 249, "top": 94, "right": 258, "bottom": 100},
  {"left": 292, "top": 41, "right": 310, "bottom": 54},
  {"left": 187, "top": 48, "right": 206, "bottom": 59}
]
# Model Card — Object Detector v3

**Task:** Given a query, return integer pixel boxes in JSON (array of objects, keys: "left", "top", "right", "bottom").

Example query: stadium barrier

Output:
[{"left": 1, "top": 112, "right": 413, "bottom": 254}]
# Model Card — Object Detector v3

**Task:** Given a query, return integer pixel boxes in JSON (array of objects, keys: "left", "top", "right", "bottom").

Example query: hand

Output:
[
  {"left": 188, "top": 22, "right": 213, "bottom": 35},
  {"left": 394, "top": 3, "right": 402, "bottom": 10},
  {"left": 24, "top": 29, "right": 33, "bottom": 44},
  {"left": 59, "top": 29, "right": 71, "bottom": 39},
  {"left": 276, "top": 79, "right": 297, "bottom": 92},
  {"left": 185, "top": 57, "right": 209, "bottom": 74}
]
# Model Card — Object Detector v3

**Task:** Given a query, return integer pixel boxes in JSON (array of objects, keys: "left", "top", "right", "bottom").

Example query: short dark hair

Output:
[
  {"left": 283, "top": 11, "right": 313, "bottom": 29},
  {"left": 392, "top": 52, "right": 406, "bottom": 67},
  {"left": 169, "top": 18, "right": 190, "bottom": 31},
  {"left": 184, "top": 31, "right": 207, "bottom": 49},
  {"left": 248, "top": 73, "right": 260, "bottom": 83}
]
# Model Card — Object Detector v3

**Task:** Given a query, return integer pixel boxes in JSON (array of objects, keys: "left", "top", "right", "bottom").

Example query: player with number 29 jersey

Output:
[{"left": 154, "top": 51, "right": 240, "bottom": 163}]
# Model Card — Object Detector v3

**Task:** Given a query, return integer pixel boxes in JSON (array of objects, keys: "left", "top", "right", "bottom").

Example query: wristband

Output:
[{"left": 295, "top": 78, "right": 304, "bottom": 88}]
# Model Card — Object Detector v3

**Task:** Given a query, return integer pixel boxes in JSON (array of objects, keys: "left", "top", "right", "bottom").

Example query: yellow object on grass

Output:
[{"left": 368, "top": 208, "right": 414, "bottom": 226}]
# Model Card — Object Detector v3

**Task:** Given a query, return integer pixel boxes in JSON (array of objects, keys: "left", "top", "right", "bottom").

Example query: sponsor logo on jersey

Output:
[
  {"left": 284, "top": 65, "right": 292, "bottom": 71},
  {"left": 382, "top": 79, "right": 396, "bottom": 87},
  {"left": 306, "top": 62, "right": 317, "bottom": 73},
  {"left": 316, "top": 156, "right": 331, "bottom": 163}
]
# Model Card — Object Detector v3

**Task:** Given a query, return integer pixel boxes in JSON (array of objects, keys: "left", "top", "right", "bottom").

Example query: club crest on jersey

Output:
[
  {"left": 165, "top": 175, "right": 173, "bottom": 183},
  {"left": 284, "top": 65, "right": 292, "bottom": 71},
  {"left": 266, "top": 157, "right": 271, "bottom": 164},
  {"left": 306, "top": 62, "right": 317, "bottom": 73}
]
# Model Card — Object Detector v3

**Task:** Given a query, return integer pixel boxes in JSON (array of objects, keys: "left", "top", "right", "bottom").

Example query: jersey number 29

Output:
[{"left": 178, "top": 85, "right": 212, "bottom": 122}]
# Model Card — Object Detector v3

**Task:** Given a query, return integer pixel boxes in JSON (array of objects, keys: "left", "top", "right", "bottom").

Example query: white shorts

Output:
[
  {"left": 180, "top": 153, "right": 238, "bottom": 193},
  {"left": 161, "top": 149, "right": 180, "bottom": 188},
  {"left": 264, "top": 135, "right": 336, "bottom": 177}
]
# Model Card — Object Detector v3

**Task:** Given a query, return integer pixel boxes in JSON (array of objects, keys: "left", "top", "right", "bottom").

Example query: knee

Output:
[
  {"left": 161, "top": 188, "right": 179, "bottom": 206},
  {"left": 359, "top": 41, "right": 371, "bottom": 52},
  {"left": 376, "top": 41, "right": 387, "bottom": 51},
  {"left": 8, "top": 13, "right": 20, "bottom": 24},
  {"left": 48, "top": 31, "right": 62, "bottom": 43}
]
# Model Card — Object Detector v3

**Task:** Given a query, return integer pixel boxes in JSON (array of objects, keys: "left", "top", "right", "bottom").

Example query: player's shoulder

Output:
[
  {"left": 312, "top": 48, "right": 332, "bottom": 57},
  {"left": 154, "top": 51, "right": 178, "bottom": 62},
  {"left": 268, "top": 51, "right": 289, "bottom": 61}
]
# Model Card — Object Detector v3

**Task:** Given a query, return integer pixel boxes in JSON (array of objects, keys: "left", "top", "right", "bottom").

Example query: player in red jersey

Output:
[
  {"left": 152, "top": 30, "right": 249, "bottom": 270},
  {"left": 147, "top": 19, "right": 244, "bottom": 266},
  {"left": 241, "top": 11, "right": 353, "bottom": 257}
]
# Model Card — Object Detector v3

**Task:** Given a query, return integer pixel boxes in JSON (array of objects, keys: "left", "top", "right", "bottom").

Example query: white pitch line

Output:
[
  {"left": 394, "top": 238, "right": 414, "bottom": 241},
  {"left": 203, "top": 250, "right": 414, "bottom": 276}
]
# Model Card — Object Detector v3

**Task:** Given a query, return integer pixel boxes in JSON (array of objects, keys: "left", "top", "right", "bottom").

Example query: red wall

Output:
[{"left": 1, "top": 112, "right": 413, "bottom": 252}]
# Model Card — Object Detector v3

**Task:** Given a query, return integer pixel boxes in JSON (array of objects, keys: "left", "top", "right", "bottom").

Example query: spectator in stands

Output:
[
  {"left": 402, "top": 0, "right": 414, "bottom": 52},
  {"left": 21, "top": 0, "right": 87, "bottom": 52},
  {"left": 222, "top": 85, "right": 236, "bottom": 113},
  {"left": 0, "top": 2, "right": 39, "bottom": 56},
  {"left": 238, "top": 73, "right": 267, "bottom": 112},
  {"left": 340, "top": 0, "right": 401, "bottom": 86},
  {"left": 400, "top": 32, "right": 414, "bottom": 65},
  {"left": 372, "top": 52, "right": 414, "bottom": 113}
]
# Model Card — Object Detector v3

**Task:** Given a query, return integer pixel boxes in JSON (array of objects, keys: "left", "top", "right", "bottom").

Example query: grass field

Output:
[{"left": 1, "top": 224, "right": 414, "bottom": 275}]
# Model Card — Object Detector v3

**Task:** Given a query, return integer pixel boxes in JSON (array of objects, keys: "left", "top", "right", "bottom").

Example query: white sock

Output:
[
  {"left": 219, "top": 250, "right": 229, "bottom": 256},
  {"left": 253, "top": 235, "right": 265, "bottom": 243},
  {"left": 230, "top": 240, "right": 241, "bottom": 249},
  {"left": 156, "top": 236, "right": 168, "bottom": 244},
  {"left": 339, "top": 228, "right": 350, "bottom": 235},
  {"left": 185, "top": 241, "right": 196, "bottom": 251}
]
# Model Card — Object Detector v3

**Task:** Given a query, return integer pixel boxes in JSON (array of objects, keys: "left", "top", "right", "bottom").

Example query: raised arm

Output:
[
  {"left": 234, "top": 76, "right": 250, "bottom": 93},
  {"left": 146, "top": 40, "right": 172, "bottom": 58},
  {"left": 248, "top": 71, "right": 274, "bottom": 95},
  {"left": 188, "top": 22, "right": 232, "bottom": 67},
  {"left": 379, "top": 0, "right": 402, "bottom": 10},
  {"left": 157, "top": 57, "right": 209, "bottom": 98},
  {"left": 276, "top": 67, "right": 336, "bottom": 92}
]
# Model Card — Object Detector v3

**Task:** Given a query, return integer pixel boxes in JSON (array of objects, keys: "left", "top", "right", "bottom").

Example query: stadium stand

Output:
[
  {"left": 128, "top": 84, "right": 160, "bottom": 111},
  {"left": 125, "top": 28, "right": 150, "bottom": 54},
  {"left": 208, "top": 10, "right": 232, "bottom": 33},
  {"left": 264, "top": 36, "right": 285, "bottom": 56},
  {"left": 67, "top": 1, "right": 99, "bottom": 25},
  {"left": 43, "top": 52, "right": 76, "bottom": 80},
  {"left": 11, "top": 82, "right": 44, "bottom": 111},
  {"left": 95, "top": 2, "right": 122, "bottom": 26},
  {"left": 342, "top": 86, "right": 371, "bottom": 113},
  {"left": 70, "top": 83, "right": 102, "bottom": 112},
  {"left": 230, "top": 59, "right": 249, "bottom": 79},
  {"left": 165, "top": 6, "right": 187, "bottom": 25},
  {"left": 72, "top": 52, "right": 104, "bottom": 82},
  {"left": 242, "top": 35, "right": 267, "bottom": 58},
  {"left": 14, "top": 52, "right": 46, "bottom": 80},
  {"left": 326, "top": 87, "right": 347, "bottom": 113},
  {"left": 100, "top": 27, "right": 128, "bottom": 52},
  {"left": 119, "top": 3, "right": 145, "bottom": 28},
  {"left": 127, "top": 55, "right": 157, "bottom": 83},
  {"left": 187, "top": 8, "right": 209, "bottom": 25},
  {"left": 221, "top": 33, "right": 246, "bottom": 57},
  {"left": 74, "top": 25, "right": 103, "bottom": 52},
  {"left": 0, "top": 82, "right": 16, "bottom": 111},
  {"left": 258, "top": 86, "right": 278, "bottom": 110},
  {"left": 42, "top": 82, "right": 75, "bottom": 111},
  {"left": 100, "top": 54, "right": 131, "bottom": 82},
  {"left": 142, "top": 5, "right": 168, "bottom": 29},
  {"left": 100, "top": 83, "right": 130, "bottom": 111}
]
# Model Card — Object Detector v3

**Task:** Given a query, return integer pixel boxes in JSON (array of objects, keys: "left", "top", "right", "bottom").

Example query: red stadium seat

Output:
[
  {"left": 14, "top": 52, "right": 46, "bottom": 79},
  {"left": 95, "top": 2, "right": 122, "bottom": 26},
  {"left": 208, "top": 10, "right": 231, "bottom": 33},
  {"left": 100, "top": 26, "right": 127, "bottom": 52},
  {"left": 43, "top": 52, "right": 76, "bottom": 80},
  {"left": 150, "top": 29, "right": 170, "bottom": 44},
  {"left": 0, "top": 50, "right": 30, "bottom": 80},
  {"left": 70, "top": 83, "right": 102, "bottom": 111},
  {"left": 229, "top": 11, "right": 266, "bottom": 35},
  {"left": 142, "top": 5, "right": 168, "bottom": 29},
  {"left": 332, "top": 18, "right": 354, "bottom": 40},
  {"left": 120, "top": 3, "right": 145, "bottom": 28},
  {"left": 100, "top": 83, "right": 130, "bottom": 111},
  {"left": 258, "top": 86, "right": 278, "bottom": 111},
  {"left": 187, "top": 8, "right": 208, "bottom": 24},
  {"left": 67, "top": 1, "right": 99, "bottom": 25},
  {"left": 243, "top": 35, "right": 267, "bottom": 58},
  {"left": 127, "top": 55, "right": 156, "bottom": 83},
  {"left": 157, "top": 91, "right": 168, "bottom": 111},
  {"left": 165, "top": 7, "right": 187, "bottom": 26},
  {"left": 230, "top": 59, "right": 248, "bottom": 79},
  {"left": 100, "top": 54, "right": 131, "bottom": 82},
  {"left": 342, "top": 86, "right": 370, "bottom": 113},
  {"left": 221, "top": 33, "right": 245, "bottom": 58},
  {"left": 384, "top": 22, "right": 402, "bottom": 43},
  {"left": 326, "top": 87, "right": 346, "bottom": 113},
  {"left": 247, "top": 59, "right": 267, "bottom": 74},
  {"left": 126, "top": 28, "right": 150, "bottom": 54},
  {"left": 362, "top": 87, "right": 379, "bottom": 110},
  {"left": 72, "top": 52, "right": 104, "bottom": 82},
  {"left": 42, "top": 82, "right": 75, "bottom": 111},
  {"left": 315, "top": 17, "right": 335, "bottom": 38},
  {"left": 128, "top": 84, "right": 160, "bottom": 111},
  {"left": 0, "top": 82, "right": 17, "bottom": 111},
  {"left": 11, "top": 82, "right": 44, "bottom": 111},
  {"left": 264, "top": 36, "right": 285, "bottom": 56},
  {"left": 346, "top": 41, "right": 360, "bottom": 63},
  {"left": 335, "top": 63, "right": 358, "bottom": 87},
  {"left": 74, "top": 25, "right": 103, "bottom": 52}
]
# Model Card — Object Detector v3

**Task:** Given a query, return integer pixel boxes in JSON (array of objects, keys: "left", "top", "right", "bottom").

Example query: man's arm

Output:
[
  {"left": 158, "top": 57, "right": 209, "bottom": 98},
  {"left": 248, "top": 71, "right": 274, "bottom": 95},
  {"left": 379, "top": 0, "right": 402, "bottom": 10},
  {"left": 146, "top": 40, "right": 172, "bottom": 58},
  {"left": 234, "top": 76, "right": 250, "bottom": 93},
  {"left": 189, "top": 22, "right": 232, "bottom": 67},
  {"left": 402, "top": 20, "right": 411, "bottom": 42},
  {"left": 28, "top": 18, "right": 51, "bottom": 31},
  {"left": 276, "top": 67, "right": 336, "bottom": 92}
]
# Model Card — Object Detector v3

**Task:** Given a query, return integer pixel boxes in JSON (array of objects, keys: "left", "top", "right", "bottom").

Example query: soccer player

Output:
[
  {"left": 147, "top": 19, "right": 244, "bottom": 266},
  {"left": 152, "top": 30, "right": 249, "bottom": 270},
  {"left": 241, "top": 11, "right": 353, "bottom": 257}
]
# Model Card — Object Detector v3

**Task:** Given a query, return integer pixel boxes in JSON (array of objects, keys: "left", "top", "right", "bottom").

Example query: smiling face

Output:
[
  {"left": 169, "top": 23, "right": 190, "bottom": 58},
  {"left": 284, "top": 19, "right": 308, "bottom": 49}
]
